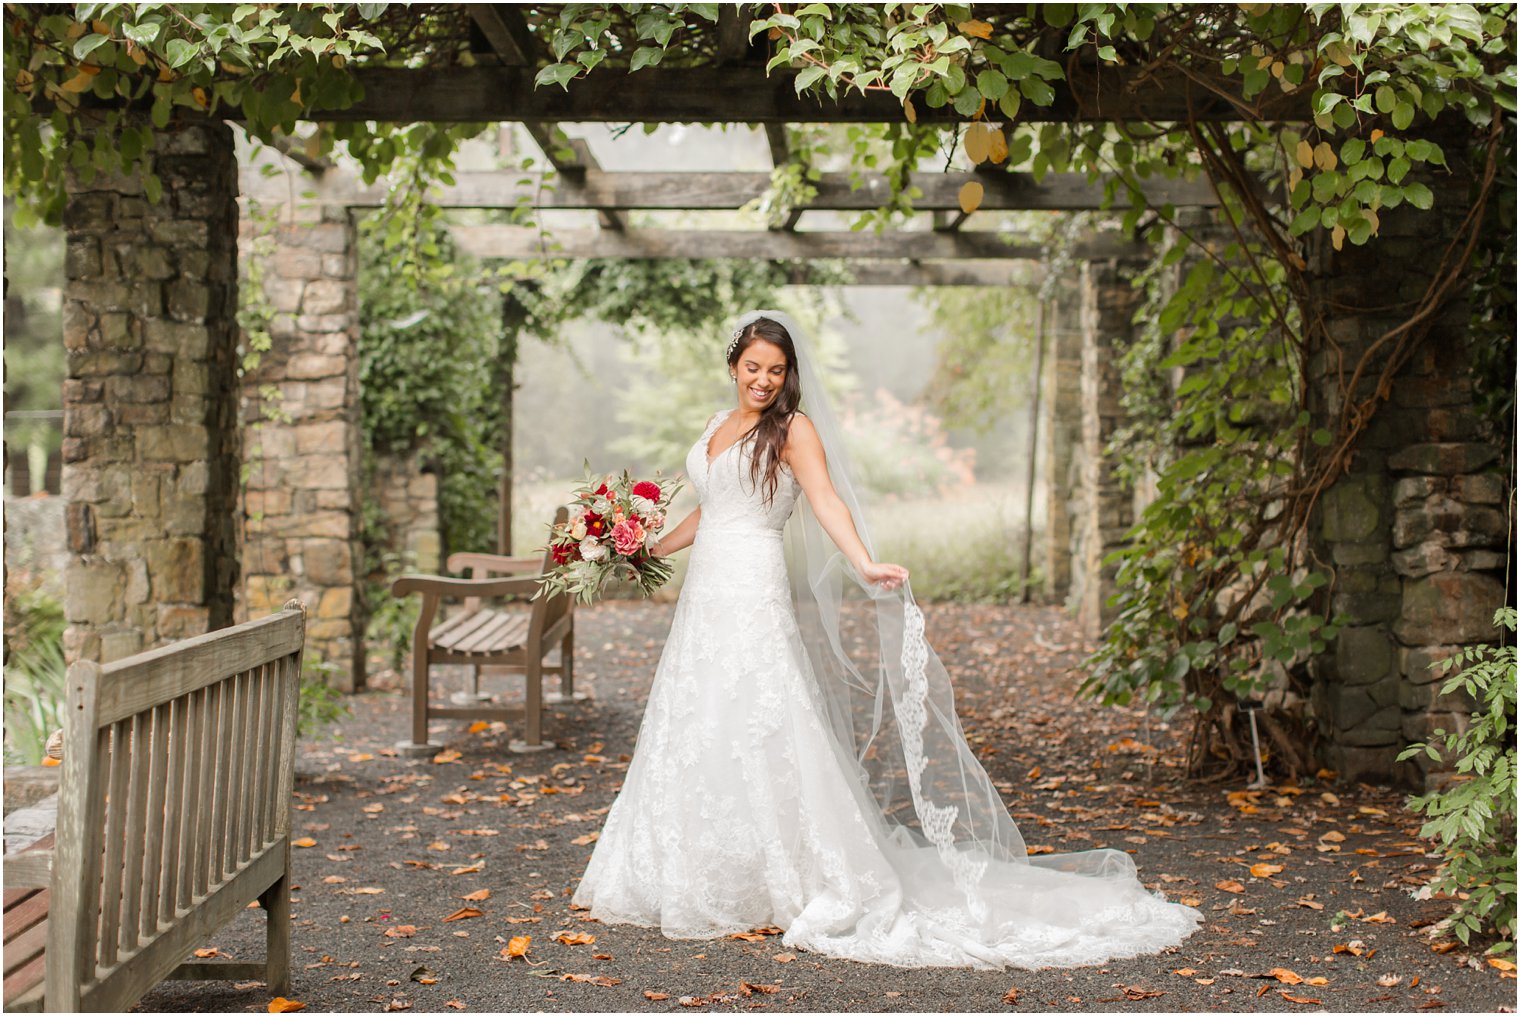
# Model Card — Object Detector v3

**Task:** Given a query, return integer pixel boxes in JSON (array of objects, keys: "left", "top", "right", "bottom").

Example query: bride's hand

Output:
[{"left": 859, "top": 560, "right": 909, "bottom": 591}]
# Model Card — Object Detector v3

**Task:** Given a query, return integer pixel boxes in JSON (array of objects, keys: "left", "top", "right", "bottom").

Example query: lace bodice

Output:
[{"left": 685, "top": 408, "right": 802, "bottom": 535}]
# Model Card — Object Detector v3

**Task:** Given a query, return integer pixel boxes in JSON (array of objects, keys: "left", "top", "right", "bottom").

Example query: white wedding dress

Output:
[{"left": 571, "top": 409, "right": 1204, "bottom": 969}]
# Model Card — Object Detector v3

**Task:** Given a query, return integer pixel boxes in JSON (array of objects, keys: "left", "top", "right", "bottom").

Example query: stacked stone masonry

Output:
[
  {"left": 1040, "top": 278, "right": 1083, "bottom": 607},
  {"left": 370, "top": 449, "right": 442, "bottom": 575},
  {"left": 237, "top": 202, "right": 366, "bottom": 689},
  {"left": 60, "top": 120, "right": 241, "bottom": 663},
  {"left": 1308, "top": 154, "right": 1511, "bottom": 790},
  {"left": 1074, "top": 258, "right": 1144, "bottom": 639}
]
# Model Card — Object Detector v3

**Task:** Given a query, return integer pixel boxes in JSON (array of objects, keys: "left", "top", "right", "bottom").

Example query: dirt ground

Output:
[{"left": 137, "top": 601, "right": 1517, "bottom": 1014}]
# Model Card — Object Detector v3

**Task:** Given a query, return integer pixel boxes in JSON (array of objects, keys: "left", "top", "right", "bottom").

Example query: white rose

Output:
[
  {"left": 644, "top": 528, "right": 661, "bottom": 549},
  {"left": 649, "top": 510, "right": 666, "bottom": 532},
  {"left": 629, "top": 494, "right": 656, "bottom": 516},
  {"left": 590, "top": 496, "right": 613, "bottom": 515},
  {"left": 579, "top": 537, "right": 608, "bottom": 562},
  {"left": 570, "top": 519, "right": 588, "bottom": 541}
]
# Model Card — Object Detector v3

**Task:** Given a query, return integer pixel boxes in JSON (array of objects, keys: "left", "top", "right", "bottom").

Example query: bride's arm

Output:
[
  {"left": 784, "top": 415, "right": 909, "bottom": 591},
  {"left": 650, "top": 505, "right": 700, "bottom": 558}
]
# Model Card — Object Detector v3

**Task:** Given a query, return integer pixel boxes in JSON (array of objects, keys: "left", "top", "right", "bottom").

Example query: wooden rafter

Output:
[
  {"left": 469, "top": 7, "right": 625, "bottom": 231},
  {"left": 448, "top": 226, "right": 1140, "bottom": 261},
  {"left": 240, "top": 166, "right": 1219, "bottom": 213},
  {"left": 321, "top": 66, "right": 1302, "bottom": 124}
]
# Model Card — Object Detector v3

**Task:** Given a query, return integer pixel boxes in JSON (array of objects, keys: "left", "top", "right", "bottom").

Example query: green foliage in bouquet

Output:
[
  {"left": 1397, "top": 607, "right": 1518, "bottom": 954},
  {"left": 534, "top": 463, "right": 685, "bottom": 606}
]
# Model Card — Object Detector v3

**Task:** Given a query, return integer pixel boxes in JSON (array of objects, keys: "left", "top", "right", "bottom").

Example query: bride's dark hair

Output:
[{"left": 729, "top": 316, "right": 801, "bottom": 507}]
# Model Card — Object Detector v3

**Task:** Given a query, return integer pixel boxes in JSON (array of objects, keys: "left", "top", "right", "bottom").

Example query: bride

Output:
[{"left": 570, "top": 310, "right": 1204, "bottom": 969}]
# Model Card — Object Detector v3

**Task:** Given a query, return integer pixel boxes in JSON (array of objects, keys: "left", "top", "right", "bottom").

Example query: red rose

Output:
[{"left": 632, "top": 480, "right": 661, "bottom": 501}]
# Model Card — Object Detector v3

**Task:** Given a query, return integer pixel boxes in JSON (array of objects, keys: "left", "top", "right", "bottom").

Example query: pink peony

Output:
[{"left": 611, "top": 518, "right": 646, "bottom": 556}]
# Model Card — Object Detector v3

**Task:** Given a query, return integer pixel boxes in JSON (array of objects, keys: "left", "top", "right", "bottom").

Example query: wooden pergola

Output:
[{"left": 52, "top": 4, "right": 1502, "bottom": 789}]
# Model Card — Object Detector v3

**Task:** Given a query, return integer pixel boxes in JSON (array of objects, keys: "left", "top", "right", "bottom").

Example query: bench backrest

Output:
[
  {"left": 534, "top": 505, "right": 573, "bottom": 637},
  {"left": 47, "top": 607, "right": 305, "bottom": 1011}
]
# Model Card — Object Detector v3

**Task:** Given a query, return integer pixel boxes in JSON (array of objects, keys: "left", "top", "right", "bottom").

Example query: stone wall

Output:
[
  {"left": 1307, "top": 155, "right": 1511, "bottom": 789},
  {"left": 1040, "top": 278, "right": 1083, "bottom": 607},
  {"left": 370, "top": 449, "right": 442, "bottom": 575},
  {"left": 1073, "top": 259, "right": 1142, "bottom": 638},
  {"left": 238, "top": 204, "right": 366, "bottom": 689},
  {"left": 60, "top": 119, "right": 241, "bottom": 663}
]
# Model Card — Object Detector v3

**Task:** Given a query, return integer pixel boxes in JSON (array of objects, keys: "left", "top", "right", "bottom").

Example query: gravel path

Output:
[{"left": 137, "top": 602, "right": 1515, "bottom": 1013}]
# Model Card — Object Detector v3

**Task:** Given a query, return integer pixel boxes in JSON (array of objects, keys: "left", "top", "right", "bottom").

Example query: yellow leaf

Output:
[
  {"left": 290, "top": 81, "right": 301, "bottom": 105},
  {"left": 1331, "top": 224, "right": 1345, "bottom": 251},
  {"left": 502, "top": 935, "right": 531, "bottom": 960},
  {"left": 957, "top": 19, "right": 994, "bottom": 39},
  {"left": 903, "top": 97, "right": 917, "bottom": 124},
  {"left": 15, "top": 69, "right": 34, "bottom": 89},
  {"left": 268, "top": 1000, "right": 307, "bottom": 1014},
  {"left": 292, "top": 837, "right": 317, "bottom": 848},
  {"left": 60, "top": 71, "right": 96, "bottom": 93},
  {"left": 1249, "top": 863, "right": 1284, "bottom": 878},
  {"left": 988, "top": 127, "right": 1008, "bottom": 165},
  {"left": 91, "top": 19, "right": 111, "bottom": 35},
  {"left": 957, "top": 180, "right": 984, "bottom": 215},
  {"left": 964, "top": 123, "right": 991, "bottom": 165},
  {"left": 1312, "top": 140, "right": 1337, "bottom": 171},
  {"left": 1488, "top": 958, "right": 1518, "bottom": 972},
  {"left": 1369, "top": 128, "right": 1384, "bottom": 143},
  {"left": 192, "top": 86, "right": 209, "bottom": 109},
  {"left": 1295, "top": 140, "right": 1314, "bottom": 168}
]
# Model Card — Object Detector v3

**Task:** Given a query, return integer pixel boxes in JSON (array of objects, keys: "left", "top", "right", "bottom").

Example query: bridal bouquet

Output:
[{"left": 534, "top": 464, "right": 683, "bottom": 605}]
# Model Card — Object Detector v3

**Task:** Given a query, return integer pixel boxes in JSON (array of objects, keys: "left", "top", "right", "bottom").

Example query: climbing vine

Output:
[{"left": 536, "top": 2, "right": 1516, "bottom": 779}]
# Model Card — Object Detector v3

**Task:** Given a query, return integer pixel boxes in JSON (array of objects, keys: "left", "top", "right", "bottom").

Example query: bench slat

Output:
[
  {"left": 452, "top": 610, "right": 530, "bottom": 654},
  {"left": 98, "top": 719, "right": 130, "bottom": 969},
  {"left": 445, "top": 609, "right": 516, "bottom": 653},
  {"left": 94, "top": 612, "right": 304, "bottom": 727},
  {"left": 432, "top": 608, "right": 500, "bottom": 651},
  {"left": 4, "top": 947, "right": 45, "bottom": 1010},
  {"left": 427, "top": 608, "right": 484, "bottom": 642}
]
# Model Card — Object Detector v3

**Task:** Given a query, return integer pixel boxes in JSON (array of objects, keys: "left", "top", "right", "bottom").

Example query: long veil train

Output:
[{"left": 734, "top": 308, "right": 1205, "bottom": 965}]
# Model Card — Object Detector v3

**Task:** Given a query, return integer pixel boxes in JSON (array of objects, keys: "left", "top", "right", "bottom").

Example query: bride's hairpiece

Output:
[{"left": 725, "top": 325, "right": 745, "bottom": 362}]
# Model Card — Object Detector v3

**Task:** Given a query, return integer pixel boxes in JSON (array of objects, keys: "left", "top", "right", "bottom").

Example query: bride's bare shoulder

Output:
[{"left": 782, "top": 412, "right": 821, "bottom": 462}]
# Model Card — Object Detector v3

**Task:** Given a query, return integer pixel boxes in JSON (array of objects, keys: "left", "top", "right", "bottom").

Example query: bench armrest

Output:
[
  {"left": 447, "top": 552, "right": 543, "bottom": 578},
  {"left": 2, "top": 847, "right": 52, "bottom": 889},
  {"left": 392, "top": 574, "right": 545, "bottom": 600}
]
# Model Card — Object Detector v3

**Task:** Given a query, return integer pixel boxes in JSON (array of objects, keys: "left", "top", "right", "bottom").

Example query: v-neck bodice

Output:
[{"left": 685, "top": 409, "right": 801, "bottom": 535}]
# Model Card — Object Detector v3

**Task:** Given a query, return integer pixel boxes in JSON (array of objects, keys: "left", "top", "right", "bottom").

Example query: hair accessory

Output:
[{"left": 725, "top": 325, "right": 744, "bottom": 361}]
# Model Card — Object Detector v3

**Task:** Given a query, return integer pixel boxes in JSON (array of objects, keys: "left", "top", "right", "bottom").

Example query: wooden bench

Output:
[
  {"left": 392, "top": 507, "right": 579, "bottom": 755},
  {"left": 1, "top": 602, "right": 306, "bottom": 1012}
]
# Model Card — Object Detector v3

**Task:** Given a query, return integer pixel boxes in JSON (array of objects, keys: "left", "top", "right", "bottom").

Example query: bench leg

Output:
[
  {"left": 395, "top": 649, "right": 441, "bottom": 756},
  {"left": 543, "top": 628, "right": 589, "bottom": 705},
  {"left": 509, "top": 659, "right": 551, "bottom": 753},
  {"left": 261, "top": 867, "right": 291, "bottom": 995}
]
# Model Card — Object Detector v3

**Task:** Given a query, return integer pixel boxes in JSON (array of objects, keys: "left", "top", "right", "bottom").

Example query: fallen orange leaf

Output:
[
  {"left": 460, "top": 889, "right": 490, "bottom": 901},
  {"left": 268, "top": 1000, "right": 306, "bottom": 1013},
  {"left": 1250, "top": 863, "right": 1284, "bottom": 878},
  {"left": 443, "top": 907, "right": 483, "bottom": 922},
  {"left": 554, "top": 931, "right": 596, "bottom": 945},
  {"left": 1216, "top": 880, "right": 1246, "bottom": 894},
  {"left": 501, "top": 936, "right": 531, "bottom": 960},
  {"left": 292, "top": 837, "right": 317, "bottom": 848}
]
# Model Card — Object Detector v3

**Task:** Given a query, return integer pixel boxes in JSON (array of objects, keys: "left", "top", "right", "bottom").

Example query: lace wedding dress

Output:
[{"left": 571, "top": 408, "right": 1204, "bottom": 969}]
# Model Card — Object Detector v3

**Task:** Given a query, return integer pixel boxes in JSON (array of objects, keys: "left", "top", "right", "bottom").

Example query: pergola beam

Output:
[
  {"left": 324, "top": 66, "right": 1300, "bottom": 124},
  {"left": 470, "top": 7, "right": 626, "bottom": 231},
  {"left": 240, "top": 166, "right": 1218, "bottom": 213},
  {"left": 449, "top": 226, "right": 1139, "bottom": 261}
]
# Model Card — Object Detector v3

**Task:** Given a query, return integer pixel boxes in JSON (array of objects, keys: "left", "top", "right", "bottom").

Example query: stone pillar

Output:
[
  {"left": 370, "top": 449, "right": 442, "bottom": 574},
  {"left": 60, "top": 119, "right": 241, "bottom": 663},
  {"left": 1307, "top": 153, "right": 1509, "bottom": 788},
  {"left": 1040, "top": 277, "right": 1083, "bottom": 607},
  {"left": 238, "top": 205, "right": 365, "bottom": 689},
  {"left": 1073, "top": 259, "right": 1142, "bottom": 638}
]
